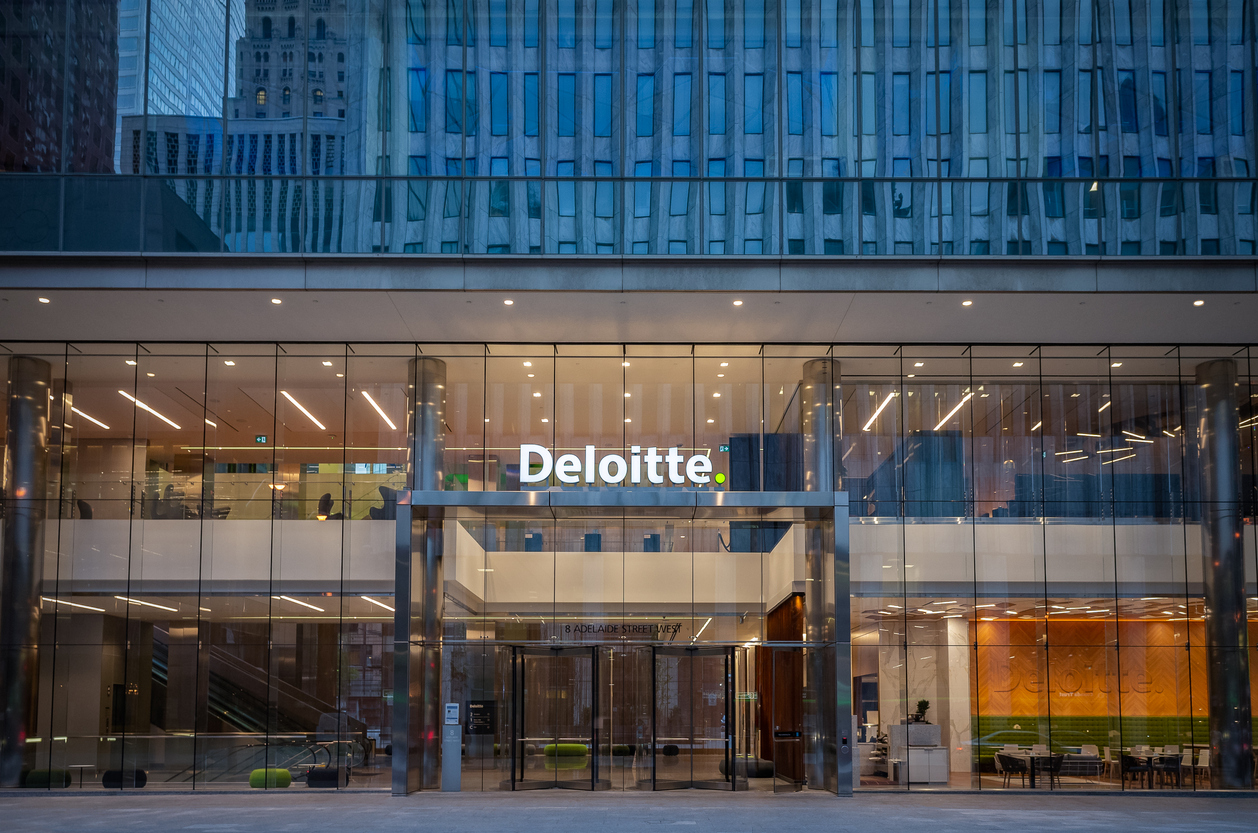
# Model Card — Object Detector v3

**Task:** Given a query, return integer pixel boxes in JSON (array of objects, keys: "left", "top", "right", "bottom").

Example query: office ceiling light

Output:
[
  {"left": 125, "top": 360, "right": 137, "bottom": 366},
  {"left": 280, "top": 390, "right": 326, "bottom": 430},
  {"left": 503, "top": 299, "right": 514, "bottom": 305},
  {"left": 273, "top": 595, "right": 325, "bottom": 613},
  {"left": 224, "top": 360, "right": 235, "bottom": 366},
  {"left": 1098, "top": 401, "right": 1112, "bottom": 413},
  {"left": 523, "top": 361, "right": 532, "bottom": 367},
  {"left": 707, "top": 418, "right": 715, "bottom": 423},
  {"left": 1012, "top": 362, "right": 1024, "bottom": 367},
  {"left": 733, "top": 300, "right": 743, "bottom": 306},
  {"left": 205, "top": 419, "right": 217, "bottom": 428},
  {"left": 1031, "top": 421, "right": 1042, "bottom": 430},
  {"left": 1111, "top": 362, "right": 1123, "bottom": 368},
  {"left": 720, "top": 362, "right": 729, "bottom": 367},
  {"left": 1102, "top": 453, "right": 1137, "bottom": 465},
  {"left": 119, "top": 391, "right": 181, "bottom": 429},
  {"left": 71, "top": 407, "right": 109, "bottom": 430},
  {"left": 115, "top": 595, "right": 178, "bottom": 612},
  {"left": 1077, "top": 432, "right": 1101, "bottom": 438},
  {"left": 862, "top": 392, "right": 897, "bottom": 432},
  {"left": 1193, "top": 299, "right": 1205, "bottom": 306},
  {"left": 361, "top": 391, "right": 397, "bottom": 430},
  {"left": 717, "top": 373, "right": 725, "bottom": 378},
  {"left": 336, "top": 373, "right": 344, "bottom": 378},
  {"left": 622, "top": 361, "right": 631, "bottom": 367},
  {"left": 624, "top": 418, "right": 632, "bottom": 423},
  {"left": 38, "top": 297, "right": 50, "bottom": 304},
  {"left": 713, "top": 392, "right": 721, "bottom": 397},
  {"left": 623, "top": 392, "right": 631, "bottom": 397},
  {"left": 322, "top": 361, "right": 333, "bottom": 367},
  {"left": 146, "top": 372, "right": 155, "bottom": 377},
  {"left": 360, "top": 595, "right": 395, "bottom": 612},
  {"left": 962, "top": 300, "right": 973, "bottom": 306},
  {"left": 914, "top": 362, "right": 925, "bottom": 367},
  {"left": 906, "top": 374, "right": 916, "bottom": 378},
  {"left": 534, "top": 392, "right": 543, "bottom": 398},
  {"left": 41, "top": 596, "right": 106, "bottom": 613},
  {"left": 933, "top": 392, "right": 973, "bottom": 431},
  {"left": 541, "top": 418, "right": 549, "bottom": 423},
  {"left": 271, "top": 298, "right": 282, "bottom": 304},
  {"left": 527, "top": 373, "right": 535, "bottom": 378}
]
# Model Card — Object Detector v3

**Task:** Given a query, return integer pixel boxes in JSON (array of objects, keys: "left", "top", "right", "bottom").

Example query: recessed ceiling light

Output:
[
  {"left": 1012, "top": 362, "right": 1024, "bottom": 367},
  {"left": 733, "top": 300, "right": 743, "bottom": 306},
  {"left": 707, "top": 418, "right": 715, "bottom": 423},
  {"left": 914, "top": 362, "right": 925, "bottom": 367},
  {"left": 37, "top": 297, "right": 50, "bottom": 304},
  {"left": 322, "top": 361, "right": 333, "bottom": 367},
  {"left": 146, "top": 372, "right": 155, "bottom": 377},
  {"left": 485, "top": 418, "right": 490, "bottom": 422},
  {"left": 622, "top": 361, "right": 631, "bottom": 367},
  {"left": 224, "top": 360, "right": 236, "bottom": 366},
  {"left": 1193, "top": 299, "right": 1204, "bottom": 306},
  {"left": 624, "top": 417, "right": 632, "bottom": 423},
  {"left": 624, "top": 392, "right": 631, "bottom": 397},
  {"left": 713, "top": 392, "right": 721, "bottom": 398},
  {"left": 533, "top": 392, "right": 542, "bottom": 398},
  {"left": 523, "top": 361, "right": 532, "bottom": 367},
  {"left": 720, "top": 362, "right": 729, "bottom": 367},
  {"left": 962, "top": 299, "right": 973, "bottom": 306},
  {"left": 717, "top": 373, "right": 725, "bottom": 378},
  {"left": 280, "top": 390, "right": 326, "bottom": 430},
  {"left": 336, "top": 373, "right": 344, "bottom": 377},
  {"left": 125, "top": 360, "right": 137, "bottom": 366},
  {"left": 527, "top": 373, "right": 535, "bottom": 378},
  {"left": 271, "top": 298, "right": 282, "bottom": 304},
  {"left": 541, "top": 418, "right": 549, "bottom": 423},
  {"left": 1111, "top": 362, "right": 1123, "bottom": 368},
  {"left": 907, "top": 374, "right": 916, "bottom": 378},
  {"left": 503, "top": 299, "right": 514, "bottom": 305}
]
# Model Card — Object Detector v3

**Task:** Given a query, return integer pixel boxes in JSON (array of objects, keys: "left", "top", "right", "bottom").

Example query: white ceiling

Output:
[{"left": 0, "top": 288, "right": 1254, "bottom": 345}]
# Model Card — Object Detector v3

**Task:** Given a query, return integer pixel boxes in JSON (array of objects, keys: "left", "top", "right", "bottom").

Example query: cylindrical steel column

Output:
[
  {"left": 1195, "top": 359, "right": 1253, "bottom": 790},
  {"left": 394, "top": 358, "right": 447, "bottom": 794},
  {"left": 1, "top": 356, "right": 52, "bottom": 788}
]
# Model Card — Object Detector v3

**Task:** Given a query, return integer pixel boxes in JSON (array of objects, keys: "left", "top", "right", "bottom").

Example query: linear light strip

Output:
[
  {"left": 933, "top": 392, "right": 973, "bottom": 431},
  {"left": 71, "top": 407, "right": 110, "bottom": 430},
  {"left": 862, "top": 392, "right": 897, "bottom": 432},
  {"left": 280, "top": 390, "right": 326, "bottom": 431},
  {"left": 115, "top": 595, "right": 178, "bottom": 612},
  {"left": 274, "top": 595, "right": 326, "bottom": 613},
  {"left": 361, "top": 391, "right": 398, "bottom": 431},
  {"left": 1102, "top": 453, "right": 1137, "bottom": 465},
  {"left": 360, "top": 595, "right": 395, "bottom": 612},
  {"left": 118, "top": 391, "right": 181, "bottom": 429},
  {"left": 41, "top": 595, "right": 105, "bottom": 613}
]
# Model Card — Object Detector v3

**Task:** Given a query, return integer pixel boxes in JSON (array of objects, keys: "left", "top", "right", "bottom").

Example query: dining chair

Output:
[
  {"left": 1163, "top": 744, "right": 1179, "bottom": 755},
  {"left": 1103, "top": 747, "right": 1121, "bottom": 782},
  {"left": 1031, "top": 744, "right": 1048, "bottom": 755},
  {"left": 1081, "top": 744, "right": 1099, "bottom": 757},
  {"left": 1046, "top": 754, "right": 1065, "bottom": 789},
  {"left": 1002, "top": 744, "right": 1020, "bottom": 753},
  {"left": 1153, "top": 752, "right": 1182, "bottom": 787},
  {"left": 996, "top": 753, "right": 1027, "bottom": 788},
  {"left": 1193, "top": 749, "right": 1210, "bottom": 786},
  {"left": 1122, "top": 753, "right": 1152, "bottom": 789}
]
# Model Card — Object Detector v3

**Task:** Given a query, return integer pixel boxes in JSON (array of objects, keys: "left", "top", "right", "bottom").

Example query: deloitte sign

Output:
[{"left": 519, "top": 444, "right": 716, "bottom": 486}]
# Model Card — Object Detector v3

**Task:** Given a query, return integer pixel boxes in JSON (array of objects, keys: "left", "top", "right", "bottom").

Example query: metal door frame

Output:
[
  {"left": 651, "top": 645, "right": 738, "bottom": 791},
  {"left": 509, "top": 645, "right": 601, "bottom": 791}
]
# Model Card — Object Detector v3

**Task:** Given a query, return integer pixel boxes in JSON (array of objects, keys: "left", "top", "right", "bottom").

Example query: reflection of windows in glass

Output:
[
  {"left": 969, "top": 72, "right": 987, "bottom": 133},
  {"left": 708, "top": 159, "right": 726, "bottom": 215},
  {"left": 1236, "top": 160, "right": 1254, "bottom": 214},
  {"left": 821, "top": 0, "right": 838, "bottom": 46},
  {"left": 408, "top": 71, "right": 429, "bottom": 132},
  {"left": 1047, "top": 240, "right": 1067, "bottom": 254},
  {"left": 1152, "top": 71, "right": 1168, "bottom": 136},
  {"left": 861, "top": 241, "right": 877, "bottom": 254},
  {"left": 1118, "top": 71, "right": 1137, "bottom": 133},
  {"left": 1230, "top": 71, "right": 1244, "bottom": 136},
  {"left": 1191, "top": 0, "right": 1209, "bottom": 43},
  {"left": 283, "top": 86, "right": 292, "bottom": 106},
  {"left": 1200, "top": 238, "right": 1220, "bottom": 254},
  {"left": 637, "top": 74, "right": 655, "bottom": 136},
  {"left": 892, "top": 74, "right": 910, "bottom": 135},
  {"left": 557, "top": 161, "right": 576, "bottom": 216},
  {"left": 823, "top": 158, "right": 843, "bottom": 214},
  {"left": 787, "top": 73, "right": 804, "bottom": 135},
  {"left": 1043, "top": 0, "right": 1061, "bottom": 42},
  {"left": 1159, "top": 240, "right": 1178, "bottom": 254},
  {"left": 490, "top": 157, "right": 509, "bottom": 217},
  {"left": 1195, "top": 71, "right": 1212, "bottom": 134},
  {"left": 634, "top": 160, "right": 654, "bottom": 217},
  {"left": 447, "top": 72, "right": 475, "bottom": 134},
  {"left": 824, "top": 239, "right": 844, "bottom": 254},
  {"left": 745, "top": 159, "right": 765, "bottom": 214},
  {"left": 1114, "top": 0, "right": 1132, "bottom": 43},
  {"left": 558, "top": 73, "right": 576, "bottom": 136},
  {"left": 892, "top": 158, "right": 912, "bottom": 217},
  {"left": 970, "top": 240, "right": 989, "bottom": 254},
  {"left": 1006, "top": 240, "right": 1031, "bottom": 254},
  {"left": 490, "top": 72, "right": 508, "bottom": 135},
  {"left": 926, "top": 72, "right": 950, "bottom": 134},
  {"left": 708, "top": 0, "right": 726, "bottom": 47},
  {"left": 928, "top": 159, "right": 952, "bottom": 215},
  {"left": 1198, "top": 157, "right": 1217, "bottom": 214},
  {"left": 892, "top": 0, "right": 910, "bottom": 45},
  {"left": 861, "top": 159, "right": 876, "bottom": 215},
  {"left": 673, "top": 73, "right": 692, "bottom": 135},
  {"left": 786, "top": 158, "right": 804, "bottom": 214},
  {"left": 1043, "top": 71, "right": 1060, "bottom": 133},
  {"left": 968, "top": 0, "right": 985, "bottom": 44},
  {"left": 745, "top": 0, "right": 765, "bottom": 47},
  {"left": 526, "top": 158, "right": 541, "bottom": 218},
  {"left": 1003, "top": 70, "right": 1027, "bottom": 133},
  {"left": 444, "top": 157, "right": 463, "bottom": 217},
  {"left": 446, "top": 0, "right": 475, "bottom": 45},
  {"left": 594, "top": 74, "right": 613, "bottom": 136},
  {"left": 820, "top": 73, "right": 838, "bottom": 135},
  {"left": 708, "top": 240, "right": 725, "bottom": 254},
  {"left": 1079, "top": 155, "right": 1107, "bottom": 218},
  {"left": 1120, "top": 156, "right": 1140, "bottom": 219},
  {"left": 1157, "top": 158, "right": 1179, "bottom": 216},
  {"left": 489, "top": 0, "right": 507, "bottom": 45},
  {"left": 788, "top": 238, "right": 805, "bottom": 254},
  {"left": 407, "top": 155, "right": 429, "bottom": 220},
  {"left": 676, "top": 0, "right": 694, "bottom": 46},
  {"left": 1078, "top": 0, "right": 1093, "bottom": 43},
  {"left": 633, "top": 241, "right": 649, "bottom": 253},
  {"left": 638, "top": 0, "right": 655, "bottom": 47},
  {"left": 785, "top": 0, "right": 802, "bottom": 46},
  {"left": 289, "top": 14, "right": 299, "bottom": 39},
  {"left": 969, "top": 157, "right": 988, "bottom": 215},
  {"left": 745, "top": 239, "right": 763, "bottom": 254},
  {"left": 1043, "top": 156, "right": 1064, "bottom": 217},
  {"left": 524, "top": 73, "right": 539, "bottom": 136},
  {"left": 525, "top": 0, "right": 539, "bottom": 46},
  {"left": 596, "top": 0, "right": 613, "bottom": 48},
  {"left": 670, "top": 160, "right": 691, "bottom": 215},
  {"left": 1002, "top": 0, "right": 1026, "bottom": 43},
  {"left": 859, "top": 0, "right": 874, "bottom": 45},
  {"left": 1005, "top": 159, "right": 1029, "bottom": 215},
  {"left": 709, "top": 74, "right": 726, "bottom": 134},
  {"left": 668, "top": 240, "right": 687, "bottom": 254},
  {"left": 1077, "top": 70, "right": 1106, "bottom": 133},
  {"left": 256, "top": 87, "right": 266, "bottom": 106},
  {"left": 860, "top": 72, "right": 876, "bottom": 134},
  {"left": 926, "top": 0, "right": 950, "bottom": 46},
  {"left": 314, "top": 88, "right": 324, "bottom": 106},
  {"left": 595, "top": 160, "right": 614, "bottom": 217},
  {"left": 744, "top": 74, "right": 763, "bottom": 134},
  {"left": 558, "top": 0, "right": 576, "bottom": 47}
]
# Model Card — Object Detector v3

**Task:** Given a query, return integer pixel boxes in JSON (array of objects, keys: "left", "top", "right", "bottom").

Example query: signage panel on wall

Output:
[{"left": 519, "top": 444, "right": 713, "bottom": 486}]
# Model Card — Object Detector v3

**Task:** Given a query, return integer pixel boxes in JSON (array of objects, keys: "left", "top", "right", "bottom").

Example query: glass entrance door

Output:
[
  {"left": 652, "top": 646, "right": 741, "bottom": 790},
  {"left": 509, "top": 646, "right": 606, "bottom": 790}
]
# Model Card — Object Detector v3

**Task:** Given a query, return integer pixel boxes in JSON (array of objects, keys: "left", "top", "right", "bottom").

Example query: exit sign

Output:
[
  {"left": 255, "top": 435, "right": 268, "bottom": 444},
  {"left": 718, "top": 444, "right": 730, "bottom": 453}
]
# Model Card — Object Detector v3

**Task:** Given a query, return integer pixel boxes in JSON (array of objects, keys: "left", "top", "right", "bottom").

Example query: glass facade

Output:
[
  {"left": 2, "top": 0, "right": 1257, "bottom": 256},
  {"left": 3, "top": 342, "right": 1256, "bottom": 791}
]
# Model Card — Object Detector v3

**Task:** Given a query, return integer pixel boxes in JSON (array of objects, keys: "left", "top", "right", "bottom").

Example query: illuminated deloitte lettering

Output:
[{"left": 518, "top": 444, "right": 713, "bottom": 486}]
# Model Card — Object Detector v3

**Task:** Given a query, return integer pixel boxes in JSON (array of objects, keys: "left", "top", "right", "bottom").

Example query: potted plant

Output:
[{"left": 913, "top": 699, "right": 930, "bottom": 724}]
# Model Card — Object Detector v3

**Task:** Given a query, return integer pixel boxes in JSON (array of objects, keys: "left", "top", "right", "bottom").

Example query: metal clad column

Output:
[
  {"left": 1195, "top": 359, "right": 1253, "bottom": 790},
  {"left": 1, "top": 357, "right": 52, "bottom": 788},
  {"left": 393, "top": 358, "right": 447, "bottom": 794},
  {"left": 800, "top": 358, "right": 850, "bottom": 794}
]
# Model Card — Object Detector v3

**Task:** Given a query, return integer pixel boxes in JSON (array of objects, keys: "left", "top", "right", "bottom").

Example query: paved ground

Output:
[{"left": 2, "top": 790, "right": 1256, "bottom": 833}]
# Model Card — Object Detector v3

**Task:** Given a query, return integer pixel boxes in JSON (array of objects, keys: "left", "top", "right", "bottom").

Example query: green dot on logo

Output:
[{"left": 714, "top": 473, "right": 726, "bottom": 485}]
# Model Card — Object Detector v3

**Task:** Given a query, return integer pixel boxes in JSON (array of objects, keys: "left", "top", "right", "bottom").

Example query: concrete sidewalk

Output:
[{"left": 2, "top": 790, "right": 1256, "bottom": 833}]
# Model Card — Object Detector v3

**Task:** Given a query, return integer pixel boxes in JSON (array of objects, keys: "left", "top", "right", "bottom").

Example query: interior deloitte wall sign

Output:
[{"left": 519, "top": 444, "right": 722, "bottom": 486}]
